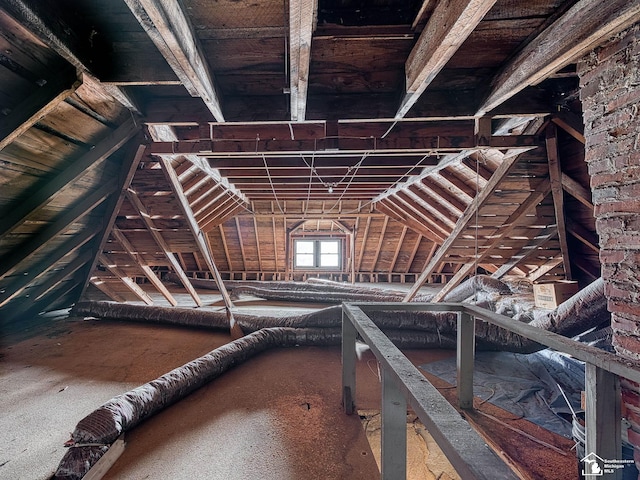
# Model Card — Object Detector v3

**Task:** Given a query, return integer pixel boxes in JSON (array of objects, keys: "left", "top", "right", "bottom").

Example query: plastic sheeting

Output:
[{"left": 421, "top": 349, "right": 585, "bottom": 438}]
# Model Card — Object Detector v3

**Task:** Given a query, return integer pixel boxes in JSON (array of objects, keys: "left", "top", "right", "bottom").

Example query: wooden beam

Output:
[
  {"left": 491, "top": 226, "right": 557, "bottom": 279},
  {"left": 2, "top": 1, "right": 139, "bottom": 113},
  {"left": 218, "top": 225, "right": 233, "bottom": 272},
  {"left": 98, "top": 253, "right": 154, "bottom": 305},
  {"left": 235, "top": 217, "right": 247, "bottom": 271},
  {"left": 375, "top": 200, "right": 445, "bottom": 244},
  {"left": 90, "top": 277, "right": 127, "bottom": 302},
  {"left": 126, "top": 189, "right": 202, "bottom": 307},
  {"left": 546, "top": 124, "right": 572, "bottom": 280},
  {"left": 528, "top": 257, "right": 564, "bottom": 282},
  {"left": 111, "top": 227, "right": 178, "bottom": 306},
  {"left": 389, "top": 226, "right": 408, "bottom": 273},
  {"left": 431, "top": 182, "right": 552, "bottom": 301},
  {"left": 124, "top": 0, "right": 225, "bottom": 121},
  {"left": 561, "top": 173, "right": 593, "bottom": 210},
  {"left": 404, "top": 149, "right": 521, "bottom": 301},
  {"left": 0, "top": 227, "right": 96, "bottom": 308},
  {"left": 397, "top": 0, "right": 497, "bottom": 118},
  {"left": 0, "top": 181, "right": 116, "bottom": 280},
  {"left": 158, "top": 156, "right": 236, "bottom": 313},
  {"left": 566, "top": 218, "right": 600, "bottom": 254},
  {"left": 0, "top": 118, "right": 140, "bottom": 240},
  {"left": 357, "top": 216, "right": 372, "bottom": 272},
  {"left": 0, "top": 65, "right": 80, "bottom": 150},
  {"left": 477, "top": 0, "right": 640, "bottom": 115},
  {"left": 551, "top": 114, "right": 585, "bottom": 144},
  {"left": 289, "top": 0, "right": 316, "bottom": 121},
  {"left": 371, "top": 216, "right": 389, "bottom": 272},
  {"left": 406, "top": 234, "right": 424, "bottom": 274},
  {"left": 78, "top": 141, "right": 146, "bottom": 302}
]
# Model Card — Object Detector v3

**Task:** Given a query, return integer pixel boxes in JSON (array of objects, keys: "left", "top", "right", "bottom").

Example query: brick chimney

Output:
[{"left": 578, "top": 23, "right": 640, "bottom": 472}]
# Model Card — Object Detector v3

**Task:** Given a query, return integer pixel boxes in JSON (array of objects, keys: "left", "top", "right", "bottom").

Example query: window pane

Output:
[
  {"left": 296, "top": 254, "right": 315, "bottom": 267},
  {"left": 296, "top": 240, "right": 315, "bottom": 254},
  {"left": 320, "top": 240, "right": 339, "bottom": 254},
  {"left": 320, "top": 254, "right": 339, "bottom": 267}
]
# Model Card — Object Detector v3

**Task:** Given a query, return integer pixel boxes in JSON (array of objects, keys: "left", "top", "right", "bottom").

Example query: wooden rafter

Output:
[
  {"left": 218, "top": 225, "right": 233, "bottom": 271},
  {"left": 375, "top": 200, "right": 444, "bottom": 244},
  {"left": 289, "top": 0, "right": 317, "bottom": 121},
  {"left": 546, "top": 124, "right": 572, "bottom": 280},
  {"left": 0, "top": 64, "right": 79, "bottom": 151},
  {"left": 430, "top": 182, "right": 552, "bottom": 301},
  {"left": 551, "top": 114, "right": 585, "bottom": 144},
  {"left": 357, "top": 216, "right": 372, "bottom": 272},
  {"left": 406, "top": 234, "right": 424, "bottom": 274},
  {"left": 0, "top": 181, "right": 116, "bottom": 280},
  {"left": 79, "top": 141, "right": 146, "bottom": 301},
  {"left": 0, "top": 228, "right": 96, "bottom": 308},
  {"left": 566, "top": 218, "right": 600, "bottom": 254},
  {"left": 397, "top": 0, "right": 497, "bottom": 118},
  {"left": 477, "top": 0, "right": 640, "bottom": 115},
  {"left": 111, "top": 227, "right": 178, "bottom": 306},
  {"left": 491, "top": 226, "right": 557, "bottom": 279},
  {"left": 528, "top": 257, "right": 564, "bottom": 282},
  {"left": 126, "top": 189, "right": 202, "bottom": 307},
  {"left": 158, "top": 156, "right": 235, "bottom": 312},
  {"left": 390, "top": 226, "right": 408, "bottom": 273},
  {"left": 98, "top": 253, "right": 154, "bottom": 305},
  {"left": 561, "top": 173, "right": 593, "bottom": 210},
  {"left": 389, "top": 191, "right": 450, "bottom": 238},
  {"left": 124, "top": 0, "right": 225, "bottom": 121},
  {"left": 2, "top": 1, "right": 139, "bottom": 112},
  {"left": 371, "top": 216, "right": 389, "bottom": 272},
  {"left": 90, "top": 277, "right": 127, "bottom": 303},
  {"left": 403, "top": 148, "right": 521, "bottom": 301},
  {"left": 0, "top": 117, "right": 139, "bottom": 240}
]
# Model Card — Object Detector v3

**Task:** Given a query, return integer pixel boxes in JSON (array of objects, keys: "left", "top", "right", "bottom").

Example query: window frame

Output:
[{"left": 292, "top": 237, "right": 344, "bottom": 271}]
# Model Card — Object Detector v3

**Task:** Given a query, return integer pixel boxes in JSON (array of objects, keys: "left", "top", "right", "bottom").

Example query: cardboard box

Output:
[{"left": 533, "top": 280, "right": 579, "bottom": 309}]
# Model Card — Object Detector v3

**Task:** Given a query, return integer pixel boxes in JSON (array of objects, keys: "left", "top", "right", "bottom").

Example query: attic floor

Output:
[{"left": 0, "top": 285, "right": 576, "bottom": 479}]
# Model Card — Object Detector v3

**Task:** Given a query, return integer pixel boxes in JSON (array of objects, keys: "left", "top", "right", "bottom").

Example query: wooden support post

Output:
[
  {"left": 457, "top": 311, "right": 475, "bottom": 410},
  {"left": 381, "top": 368, "right": 407, "bottom": 480},
  {"left": 585, "top": 364, "right": 621, "bottom": 477},
  {"left": 342, "top": 310, "right": 357, "bottom": 415}
]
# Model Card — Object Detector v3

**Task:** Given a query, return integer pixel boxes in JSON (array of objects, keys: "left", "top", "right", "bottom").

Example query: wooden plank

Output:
[
  {"left": 389, "top": 226, "right": 407, "bottom": 273},
  {"left": 0, "top": 117, "right": 139, "bottom": 240},
  {"left": 528, "top": 257, "right": 564, "bottom": 282},
  {"left": 546, "top": 124, "right": 572, "bottom": 280},
  {"left": 0, "top": 66, "right": 80, "bottom": 150},
  {"left": 551, "top": 114, "right": 585, "bottom": 144},
  {"left": 566, "top": 218, "right": 600, "bottom": 254},
  {"left": 397, "top": 0, "right": 497, "bottom": 118},
  {"left": 83, "top": 435, "right": 126, "bottom": 480},
  {"left": 289, "top": 0, "right": 316, "bottom": 120},
  {"left": 585, "top": 365, "right": 621, "bottom": 465},
  {"left": 0, "top": 227, "right": 96, "bottom": 308},
  {"left": 124, "top": 0, "right": 224, "bottom": 121},
  {"left": 491, "top": 226, "right": 556, "bottom": 279},
  {"left": 404, "top": 148, "right": 521, "bottom": 301},
  {"left": 158, "top": 156, "right": 235, "bottom": 312},
  {"left": 78, "top": 141, "right": 145, "bottom": 302},
  {"left": 111, "top": 227, "right": 178, "bottom": 306},
  {"left": 0, "top": 181, "right": 116, "bottom": 279},
  {"left": 477, "top": 0, "right": 640, "bottom": 115},
  {"left": 431, "top": 182, "right": 552, "bottom": 301},
  {"left": 98, "top": 253, "right": 154, "bottom": 305},
  {"left": 90, "top": 276, "right": 127, "bottom": 302},
  {"left": 561, "top": 173, "right": 593, "bottom": 210},
  {"left": 356, "top": 216, "right": 372, "bottom": 272},
  {"left": 126, "top": 189, "right": 202, "bottom": 306},
  {"left": 218, "top": 224, "right": 233, "bottom": 271},
  {"left": 371, "top": 216, "right": 389, "bottom": 272}
]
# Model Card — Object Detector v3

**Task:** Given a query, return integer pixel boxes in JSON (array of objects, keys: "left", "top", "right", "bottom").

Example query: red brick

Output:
[
  {"left": 613, "top": 315, "right": 640, "bottom": 336},
  {"left": 609, "top": 300, "right": 640, "bottom": 319},
  {"left": 596, "top": 217, "right": 625, "bottom": 232},
  {"left": 608, "top": 89, "right": 640, "bottom": 112},
  {"left": 595, "top": 200, "right": 640, "bottom": 217},
  {"left": 619, "top": 182, "right": 640, "bottom": 200},
  {"left": 623, "top": 387, "right": 640, "bottom": 413},
  {"left": 597, "top": 25, "right": 640, "bottom": 63}
]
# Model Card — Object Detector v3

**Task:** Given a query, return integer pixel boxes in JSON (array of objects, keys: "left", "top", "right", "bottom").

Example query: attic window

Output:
[{"left": 294, "top": 238, "right": 342, "bottom": 270}]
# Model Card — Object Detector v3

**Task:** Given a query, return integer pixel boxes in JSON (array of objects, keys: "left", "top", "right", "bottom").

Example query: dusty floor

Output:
[{"left": 0, "top": 286, "right": 456, "bottom": 479}]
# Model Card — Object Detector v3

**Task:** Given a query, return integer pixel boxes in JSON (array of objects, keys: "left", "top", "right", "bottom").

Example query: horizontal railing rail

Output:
[{"left": 342, "top": 302, "right": 640, "bottom": 480}]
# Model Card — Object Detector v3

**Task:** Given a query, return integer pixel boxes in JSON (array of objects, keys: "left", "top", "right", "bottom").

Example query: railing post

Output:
[
  {"left": 457, "top": 311, "right": 475, "bottom": 410},
  {"left": 585, "top": 363, "right": 621, "bottom": 478},
  {"left": 381, "top": 368, "right": 407, "bottom": 480},
  {"left": 342, "top": 308, "right": 357, "bottom": 415}
]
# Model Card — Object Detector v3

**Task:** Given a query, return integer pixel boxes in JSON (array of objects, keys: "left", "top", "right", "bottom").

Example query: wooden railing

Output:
[{"left": 342, "top": 302, "right": 640, "bottom": 480}]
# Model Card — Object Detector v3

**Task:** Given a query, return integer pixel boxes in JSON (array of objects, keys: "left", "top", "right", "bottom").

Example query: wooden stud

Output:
[{"left": 98, "top": 253, "right": 154, "bottom": 305}]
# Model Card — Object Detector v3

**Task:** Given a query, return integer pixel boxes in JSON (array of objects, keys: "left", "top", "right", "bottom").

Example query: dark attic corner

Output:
[{"left": 1, "top": 0, "right": 640, "bottom": 479}]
